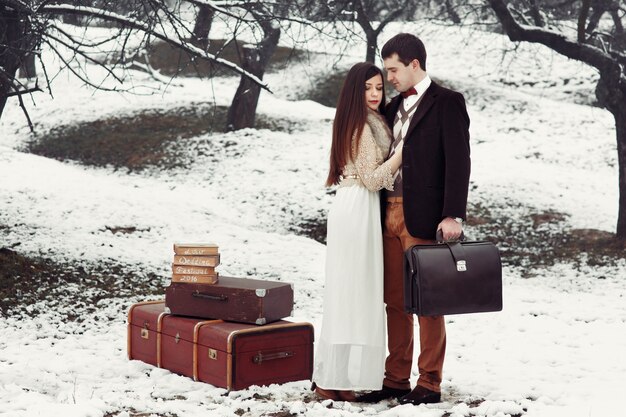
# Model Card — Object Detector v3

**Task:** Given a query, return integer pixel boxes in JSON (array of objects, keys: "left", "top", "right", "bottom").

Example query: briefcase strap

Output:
[{"left": 446, "top": 242, "right": 468, "bottom": 272}]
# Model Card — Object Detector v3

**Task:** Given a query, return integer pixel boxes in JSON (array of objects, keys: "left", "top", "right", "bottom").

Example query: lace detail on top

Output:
[{"left": 339, "top": 124, "right": 395, "bottom": 192}]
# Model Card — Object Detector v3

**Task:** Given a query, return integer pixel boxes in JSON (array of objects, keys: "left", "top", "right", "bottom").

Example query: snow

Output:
[{"left": 1, "top": 19, "right": 626, "bottom": 417}]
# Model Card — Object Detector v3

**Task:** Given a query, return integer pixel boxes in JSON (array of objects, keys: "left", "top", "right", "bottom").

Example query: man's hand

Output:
[{"left": 437, "top": 217, "right": 463, "bottom": 241}]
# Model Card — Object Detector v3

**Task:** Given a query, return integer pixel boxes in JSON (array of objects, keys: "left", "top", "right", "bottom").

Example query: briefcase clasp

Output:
[{"left": 456, "top": 260, "right": 467, "bottom": 272}]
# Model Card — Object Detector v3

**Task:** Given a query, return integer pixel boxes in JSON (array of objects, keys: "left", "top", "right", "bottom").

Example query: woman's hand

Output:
[{"left": 389, "top": 139, "right": 403, "bottom": 173}]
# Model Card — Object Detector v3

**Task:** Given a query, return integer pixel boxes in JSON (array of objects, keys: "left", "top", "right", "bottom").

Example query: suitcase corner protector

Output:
[
  {"left": 255, "top": 289, "right": 267, "bottom": 298},
  {"left": 255, "top": 318, "right": 267, "bottom": 325}
]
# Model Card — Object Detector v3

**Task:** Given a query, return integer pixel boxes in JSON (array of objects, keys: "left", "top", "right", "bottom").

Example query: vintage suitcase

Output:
[
  {"left": 404, "top": 239, "right": 503, "bottom": 316},
  {"left": 128, "top": 301, "right": 313, "bottom": 390},
  {"left": 165, "top": 276, "right": 294, "bottom": 324}
]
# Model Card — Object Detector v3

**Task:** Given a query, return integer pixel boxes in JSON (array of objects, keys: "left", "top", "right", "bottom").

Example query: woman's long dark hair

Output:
[{"left": 326, "top": 62, "right": 386, "bottom": 187}]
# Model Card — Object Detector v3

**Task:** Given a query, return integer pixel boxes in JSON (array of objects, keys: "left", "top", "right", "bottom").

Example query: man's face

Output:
[{"left": 383, "top": 53, "right": 418, "bottom": 93}]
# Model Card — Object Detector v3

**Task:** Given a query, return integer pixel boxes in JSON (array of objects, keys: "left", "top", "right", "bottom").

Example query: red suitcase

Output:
[
  {"left": 128, "top": 301, "right": 313, "bottom": 390},
  {"left": 165, "top": 276, "right": 294, "bottom": 324}
]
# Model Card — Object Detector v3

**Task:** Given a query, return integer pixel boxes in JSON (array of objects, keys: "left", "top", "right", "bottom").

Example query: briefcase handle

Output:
[
  {"left": 435, "top": 229, "right": 465, "bottom": 244},
  {"left": 192, "top": 291, "right": 228, "bottom": 302}
]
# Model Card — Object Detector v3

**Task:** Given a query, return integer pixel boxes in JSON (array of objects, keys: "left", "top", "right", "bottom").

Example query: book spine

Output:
[
  {"left": 172, "top": 265, "right": 215, "bottom": 275},
  {"left": 172, "top": 255, "right": 220, "bottom": 267},
  {"left": 172, "top": 273, "right": 219, "bottom": 284},
  {"left": 173, "top": 247, "right": 219, "bottom": 256}
]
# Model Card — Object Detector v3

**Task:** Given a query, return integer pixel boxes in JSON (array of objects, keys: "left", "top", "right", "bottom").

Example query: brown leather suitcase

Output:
[
  {"left": 165, "top": 276, "right": 294, "bottom": 324},
  {"left": 127, "top": 301, "right": 313, "bottom": 390},
  {"left": 404, "top": 239, "right": 502, "bottom": 316}
]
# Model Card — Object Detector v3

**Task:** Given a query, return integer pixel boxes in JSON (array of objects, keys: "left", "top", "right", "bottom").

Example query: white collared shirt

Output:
[{"left": 402, "top": 74, "right": 432, "bottom": 111}]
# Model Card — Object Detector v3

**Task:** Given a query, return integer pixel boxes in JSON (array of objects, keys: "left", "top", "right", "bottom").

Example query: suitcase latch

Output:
[
  {"left": 141, "top": 328, "right": 149, "bottom": 339},
  {"left": 456, "top": 260, "right": 467, "bottom": 272},
  {"left": 208, "top": 348, "right": 218, "bottom": 360},
  {"left": 175, "top": 332, "right": 181, "bottom": 344}
]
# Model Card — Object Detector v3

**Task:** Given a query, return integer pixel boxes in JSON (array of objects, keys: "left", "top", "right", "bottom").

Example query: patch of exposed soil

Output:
[
  {"left": 293, "top": 200, "right": 625, "bottom": 272},
  {"left": 0, "top": 246, "right": 164, "bottom": 319},
  {"left": 28, "top": 105, "right": 226, "bottom": 171},
  {"left": 466, "top": 202, "right": 625, "bottom": 274},
  {"left": 27, "top": 105, "right": 305, "bottom": 171}
]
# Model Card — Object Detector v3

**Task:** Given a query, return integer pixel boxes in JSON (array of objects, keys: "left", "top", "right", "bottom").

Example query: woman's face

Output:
[{"left": 365, "top": 73, "right": 383, "bottom": 111}]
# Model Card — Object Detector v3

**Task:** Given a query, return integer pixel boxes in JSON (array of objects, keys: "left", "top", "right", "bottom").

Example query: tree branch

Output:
[
  {"left": 41, "top": 4, "right": 271, "bottom": 92},
  {"left": 578, "top": 0, "right": 592, "bottom": 43},
  {"left": 352, "top": 0, "right": 374, "bottom": 33},
  {"left": 51, "top": 23, "right": 126, "bottom": 49},
  {"left": 43, "top": 38, "right": 128, "bottom": 92},
  {"left": 2, "top": 0, "right": 31, "bottom": 14},
  {"left": 6, "top": 82, "right": 41, "bottom": 97},
  {"left": 376, "top": 1, "right": 411, "bottom": 35},
  {"left": 17, "top": 89, "right": 34, "bottom": 132},
  {"left": 185, "top": 0, "right": 256, "bottom": 22},
  {"left": 488, "top": 0, "right": 619, "bottom": 72},
  {"left": 45, "top": 32, "right": 125, "bottom": 85}
]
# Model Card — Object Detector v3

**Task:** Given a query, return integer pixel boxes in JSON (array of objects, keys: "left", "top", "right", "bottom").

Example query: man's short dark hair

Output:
[{"left": 381, "top": 33, "right": 427, "bottom": 71}]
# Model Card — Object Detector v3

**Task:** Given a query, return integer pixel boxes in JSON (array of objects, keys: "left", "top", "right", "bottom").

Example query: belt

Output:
[{"left": 387, "top": 197, "right": 403, "bottom": 202}]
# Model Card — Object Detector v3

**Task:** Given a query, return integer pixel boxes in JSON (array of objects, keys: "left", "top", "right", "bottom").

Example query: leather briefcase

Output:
[{"left": 403, "top": 235, "right": 503, "bottom": 316}]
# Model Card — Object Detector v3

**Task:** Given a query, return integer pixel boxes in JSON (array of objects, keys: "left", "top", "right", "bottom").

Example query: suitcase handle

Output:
[
  {"left": 192, "top": 291, "right": 228, "bottom": 302},
  {"left": 253, "top": 351, "right": 294, "bottom": 364}
]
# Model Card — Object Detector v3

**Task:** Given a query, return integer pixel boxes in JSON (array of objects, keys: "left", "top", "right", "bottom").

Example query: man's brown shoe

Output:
[
  {"left": 356, "top": 385, "right": 411, "bottom": 403},
  {"left": 398, "top": 385, "right": 441, "bottom": 405}
]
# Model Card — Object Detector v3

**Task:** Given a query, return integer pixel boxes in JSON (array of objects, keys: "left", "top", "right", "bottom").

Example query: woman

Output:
[{"left": 312, "top": 62, "right": 403, "bottom": 401}]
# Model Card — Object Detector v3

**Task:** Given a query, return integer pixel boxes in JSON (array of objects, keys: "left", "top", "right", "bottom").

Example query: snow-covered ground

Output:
[{"left": 1, "top": 21, "right": 625, "bottom": 417}]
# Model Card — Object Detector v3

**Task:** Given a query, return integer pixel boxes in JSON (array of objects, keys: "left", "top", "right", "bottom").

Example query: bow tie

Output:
[{"left": 401, "top": 87, "right": 417, "bottom": 98}]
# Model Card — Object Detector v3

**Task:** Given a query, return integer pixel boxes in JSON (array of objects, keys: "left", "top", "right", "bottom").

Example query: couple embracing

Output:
[{"left": 312, "top": 33, "right": 471, "bottom": 405}]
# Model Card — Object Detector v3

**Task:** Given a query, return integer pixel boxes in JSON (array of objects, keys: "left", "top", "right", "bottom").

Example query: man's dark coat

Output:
[{"left": 383, "top": 81, "right": 471, "bottom": 239}]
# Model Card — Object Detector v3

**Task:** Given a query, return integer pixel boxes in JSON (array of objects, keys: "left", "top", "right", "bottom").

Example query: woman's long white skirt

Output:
[{"left": 312, "top": 184, "right": 386, "bottom": 390}]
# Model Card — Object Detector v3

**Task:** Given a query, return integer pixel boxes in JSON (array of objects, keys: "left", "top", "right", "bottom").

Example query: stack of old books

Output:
[{"left": 171, "top": 243, "right": 220, "bottom": 284}]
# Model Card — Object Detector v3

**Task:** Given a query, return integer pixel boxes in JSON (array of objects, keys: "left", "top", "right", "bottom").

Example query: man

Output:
[{"left": 358, "top": 33, "right": 471, "bottom": 405}]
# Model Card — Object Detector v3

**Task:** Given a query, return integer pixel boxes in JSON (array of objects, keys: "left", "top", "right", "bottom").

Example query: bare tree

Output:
[
  {"left": 0, "top": 0, "right": 269, "bottom": 129},
  {"left": 214, "top": 0, "right": 372, "bottom": 130},
  {"left": 354, "top": 0, "right": 414, "bottom": 62},
  {"left": 225, "top": 1, "right": 281, "bottom": 131},
  {"left": 487, "top": 0, "right": 626, "bottom": 238},
  {"left": 326, "top": 0, "right": 414, "bottom": 63}
]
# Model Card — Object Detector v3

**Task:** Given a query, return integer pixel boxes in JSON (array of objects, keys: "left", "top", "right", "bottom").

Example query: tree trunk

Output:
[
  {"left": 0, "top": 8, "right": 30, "bottom": 120},
  {"left": 615, "top": 106, "right": 626, "bottom": 239},
  {"left": 586, "top": 6, "right": 605, "bottom": 35},
  {"left": 365, "top": 30, "right": 377, "bottom": 63},
  {"left": 596, "top": 69, "right": 626, "bottom": 238},
  {"left": 528, "top": 0, "right": 545, "bottom": 27},
  {"left": 444, "top": 0, "right": 461, "bottom": 25},
  {"left": 191, "top": 5, "right": 214, "bottom": 50},
  {"left": 226, "top": 27, "right": 280, "bottom": 131},
  {"left": 18, "top": 53, "right": 36, "bottom": 79}
]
